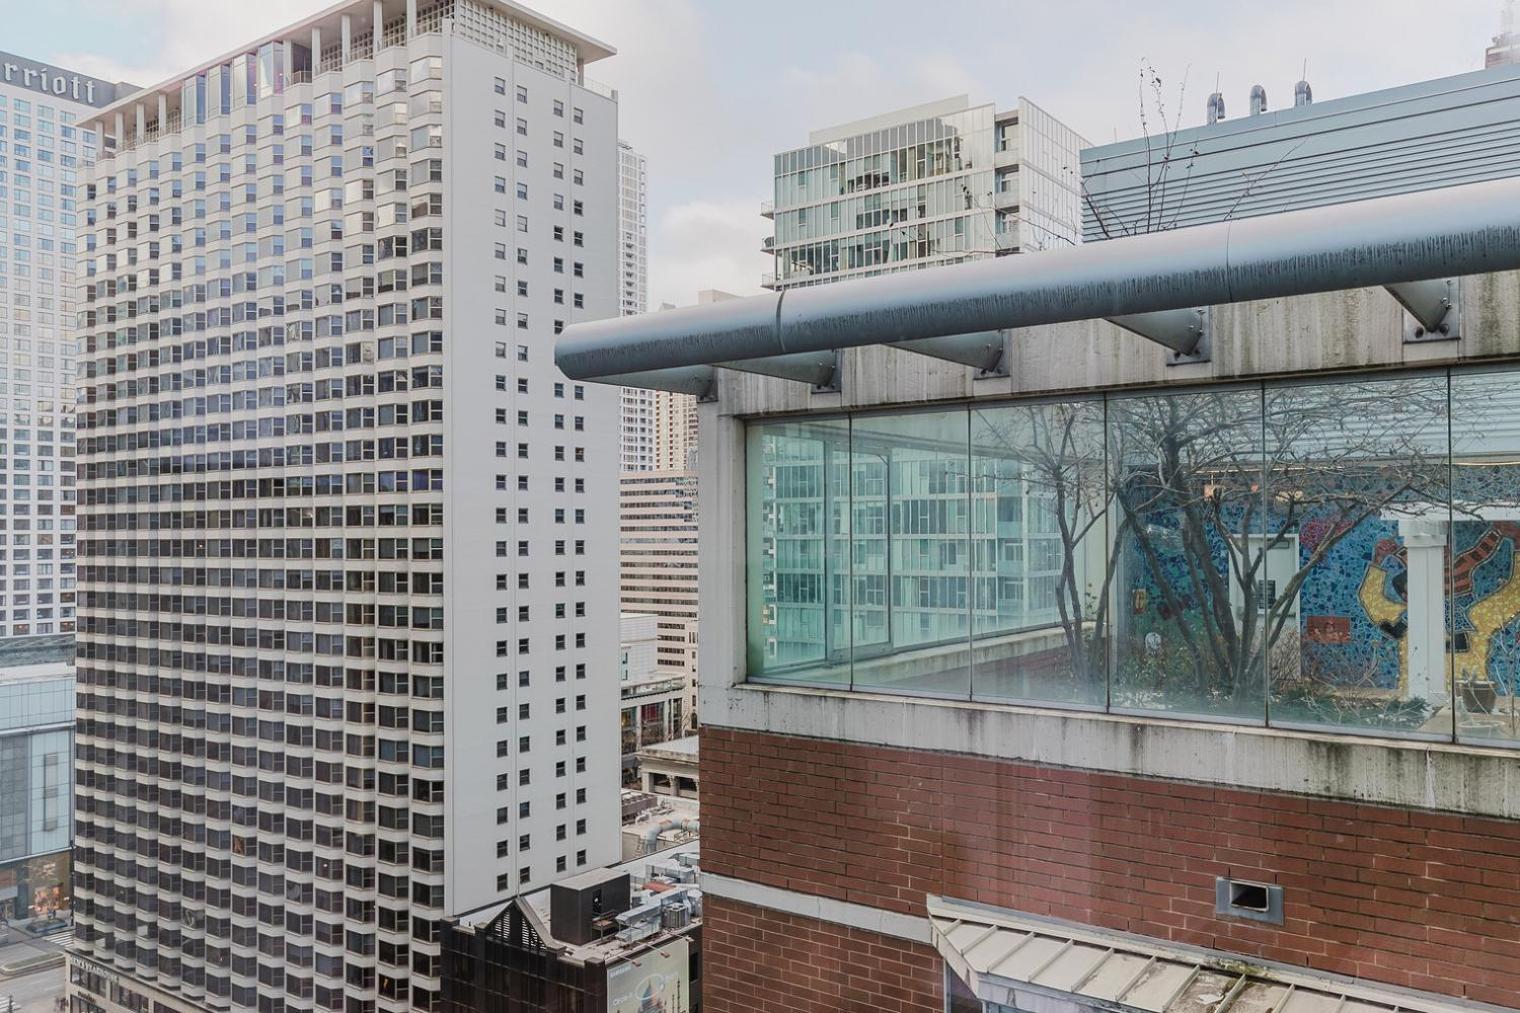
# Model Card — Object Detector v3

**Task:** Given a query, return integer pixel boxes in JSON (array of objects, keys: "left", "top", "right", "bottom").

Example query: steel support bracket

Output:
[
  {"left": 719, "top": 350, "right": 840, "bottom": 393},
  {"left": 1108, "top": 307, "right": 1211, "bottom": 364},
  {"left": 1389, "top": 278, "right": 1459, "bottom": 342},
  {"left": 894, "top": 330, "right": 1008, "bottom": 376},
  {"left": 601, "top": 366, "right": 717, "bottom": 402}
]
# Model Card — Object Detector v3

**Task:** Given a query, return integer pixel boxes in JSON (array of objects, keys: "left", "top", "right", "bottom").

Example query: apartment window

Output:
[
  {"left": 573, "top": 200, "right": 583, "bottom": 217},
  {"left": 494, "top": 176, "right": 506, "bottom": 193},
  {"left": 576, "top": 818, "right": 586, "bottom": 834},
  {"left": 518, "top": 280, "right": 529, "bottom": 296},
  {"left": 517, "top": 247, "right": 528, "bottom": 265},
  {"left": 516, "top": 150, "right": 528, "bottom": 167},
  {"left": 494, "top": 110, "right": 507, "bottom": 128},
  {"left": 573, "top": 138, "right": 583, "bottom": 154},
  {"left": 553, "top": 99, "right": 564, "bottom": 117},
  {"left": 516, "top": 117, "right": 528, "bottom": 136},
  {"left": 553, "top": 162, "right": 564, "bottom": 179},
  {"left": 494, "top": 243, "right": 507, "bottom": 260},
  {"left": 576, "top": 788, "right": 587, "bottom": 804},
  {"left": 494, "top": 77, "right": 507, "bottom": 94},
  {"left": 516, "top": 85, "right": 528, "bottom": 103},
  {"left": 516, "top": 182, "right": 528, "bottom": 200},
  {"left": 553, "top": 130, "right": 564, "bottom": 148},
  {"left": 517, "top": 345, "right": 529, "bottom": 361},
  {"left": 573, "top": 168, "right": 584, "bottom": 185},
  {"left": 517, "top": 313, "right": 529, "bottom": 329},
  {"left": 516, "top": 215, "right": 528, "bottom": 233},
  {"left": 520, "top": 867, "right": 531, "bottom": 885},
  {"left": 494, "top": 143, "right": 506, "bottom": 161},
  {"left": 573, "top": 107, "right": 583, "bottom": 124},
  {"left": 576, "top": 850, "right": 587, "bottom": 866}
]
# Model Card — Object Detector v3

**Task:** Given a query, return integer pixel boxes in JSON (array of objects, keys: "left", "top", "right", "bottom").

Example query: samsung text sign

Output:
[{"left": 0, "top": 52, "right": 123, "bottom": 108}]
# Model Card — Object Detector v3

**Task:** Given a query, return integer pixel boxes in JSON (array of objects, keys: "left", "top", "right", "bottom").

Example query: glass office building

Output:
[{"left": 763, "top": 95, "right": 1086, "bottom": 290}]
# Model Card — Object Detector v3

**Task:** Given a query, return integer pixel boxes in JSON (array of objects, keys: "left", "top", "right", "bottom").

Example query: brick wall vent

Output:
[{"left": 1215, "top": 878, "right": 1284, "bottom": 925}]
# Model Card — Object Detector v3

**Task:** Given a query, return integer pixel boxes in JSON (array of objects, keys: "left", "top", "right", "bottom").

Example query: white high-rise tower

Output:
[
  {"left": 69, "top": 3, "right": 623, "bottom": 1011},
  {"left": 615, "top": 140, "right": 651, "bottom": 471}
]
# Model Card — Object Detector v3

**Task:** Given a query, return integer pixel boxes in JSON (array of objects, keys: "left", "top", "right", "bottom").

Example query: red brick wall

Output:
[
  {"left": 702, "top": 894, "right": 943, "bottom": 1013},
  {"left": 701, "top": 726, "right": 1520, "bottom": 1007}
]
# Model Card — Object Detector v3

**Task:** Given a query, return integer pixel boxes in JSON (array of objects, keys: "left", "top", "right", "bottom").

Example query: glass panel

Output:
[
  {"left": 969, "top": 400, "right": 1108, "bottom": 707},
  {"left": 1264, "top": 376, "right": 1450, "bottom": 738},
  {"left": 1452, "top": 371, "right": 1520, "bottom": 744},
  {"left": 745, "top": 419, "right": 850, "bottom": 685},
  {"left": 850, "top": 409, "right": 971, "bottom": 697},
  {"left": 1109, "top": 388, "right": 1267, "bottom": 723}
]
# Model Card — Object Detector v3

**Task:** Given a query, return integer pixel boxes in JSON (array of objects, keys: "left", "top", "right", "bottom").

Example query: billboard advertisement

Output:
[{"left": 607, "top": 935, "right": 690, "bottom": 1013}]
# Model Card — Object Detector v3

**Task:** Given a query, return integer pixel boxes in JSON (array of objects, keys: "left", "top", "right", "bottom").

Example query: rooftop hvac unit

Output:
[
  {"left": 661, "top": 898, "right": 691, "bottom": 930},
  {"left": 615, "top": 898, "right": 665, "bottom": 942}
]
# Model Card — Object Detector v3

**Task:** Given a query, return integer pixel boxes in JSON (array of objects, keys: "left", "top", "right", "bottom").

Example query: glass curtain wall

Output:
[{"left": 745, "top": 368, "right": 1520, "bottom": 745}]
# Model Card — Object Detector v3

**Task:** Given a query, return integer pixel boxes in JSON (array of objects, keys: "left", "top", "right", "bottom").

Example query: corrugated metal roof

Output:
[
  {"left": 929, "top": 896, "right": 1507, "bottom": 1013},
  {"left": 1081, "top": 62, "right": 1520, "bottom": 241}
]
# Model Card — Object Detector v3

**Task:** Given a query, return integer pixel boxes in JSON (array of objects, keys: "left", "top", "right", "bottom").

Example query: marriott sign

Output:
[{"left": 0, "top": 50, "right": 126, "bottom": 109}]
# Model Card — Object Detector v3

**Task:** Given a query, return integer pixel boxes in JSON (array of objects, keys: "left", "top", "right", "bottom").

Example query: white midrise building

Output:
[{"left": 69, "top": 2, "right": 623, "bottom": 1011}]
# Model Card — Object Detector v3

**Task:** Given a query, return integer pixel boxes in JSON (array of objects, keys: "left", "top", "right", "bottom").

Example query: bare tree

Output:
[{"left": 972, "top": 378, "right": 1454, "bottom": 719}]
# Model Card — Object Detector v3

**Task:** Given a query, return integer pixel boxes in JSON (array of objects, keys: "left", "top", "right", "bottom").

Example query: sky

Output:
[{"left": 5, "top": 0, "right": 1506, "bottom": 307}]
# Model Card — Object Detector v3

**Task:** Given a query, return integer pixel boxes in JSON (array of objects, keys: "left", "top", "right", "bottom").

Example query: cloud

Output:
[
  {"left": 52, "top": 0, "right": 316, "bottom": 87},
  {"left": 776, "top": 50, "right": 989, "bottom": 132},
  {"left": 649, "top": 199, "right": 769, "bottom": 307}
]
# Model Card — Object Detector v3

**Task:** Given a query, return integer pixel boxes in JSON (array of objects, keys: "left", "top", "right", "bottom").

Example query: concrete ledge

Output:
[
  {"left": 700, "top": 871, "right": 932, "bottom": 944},
  {"left": 701, "top": 681, "right": 1520, "bottom": 819}
]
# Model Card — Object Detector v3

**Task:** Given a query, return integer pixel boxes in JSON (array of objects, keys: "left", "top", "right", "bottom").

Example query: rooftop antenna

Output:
[
  {"left": 1294, "top": 59, "right": 1313, "bottom": 107},
  {"left": 1206, "top": 72, "right": 1225, "bottom": 125}
]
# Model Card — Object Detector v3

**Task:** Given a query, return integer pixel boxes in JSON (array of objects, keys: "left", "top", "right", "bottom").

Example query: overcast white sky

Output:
[{"left": 9, "top": 0, "right": 1506, "bottom": 306}]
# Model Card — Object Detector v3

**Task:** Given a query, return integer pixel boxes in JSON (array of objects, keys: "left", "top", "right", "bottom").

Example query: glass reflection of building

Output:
[{"left": 745, "top": 371, "right": 1520, "bottom": 747}]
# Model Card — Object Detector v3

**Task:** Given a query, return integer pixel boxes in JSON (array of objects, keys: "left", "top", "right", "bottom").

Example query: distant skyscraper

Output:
[
  {"left": 763, "top": 95, "right": 1087, "bottom": 290},
  {"left": 616, "top": 141, "right": 651, "bottom": 471},
  {"left": 617, "top": 141, "right": 647, "bottom": 317},
  {"left": 69, "top": 3, "right": 623, "bottom": 1011},
  {"left": 0, "top": 53, "right": 125, "bottom": 641},
  {"left": 619, "top": 470, "right": 697, "bottom": 713}
]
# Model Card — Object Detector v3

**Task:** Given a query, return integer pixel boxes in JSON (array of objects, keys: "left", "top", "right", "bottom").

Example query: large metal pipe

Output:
[{"left": 557, "top": 176, "right": 1520, "bottom": 381}]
